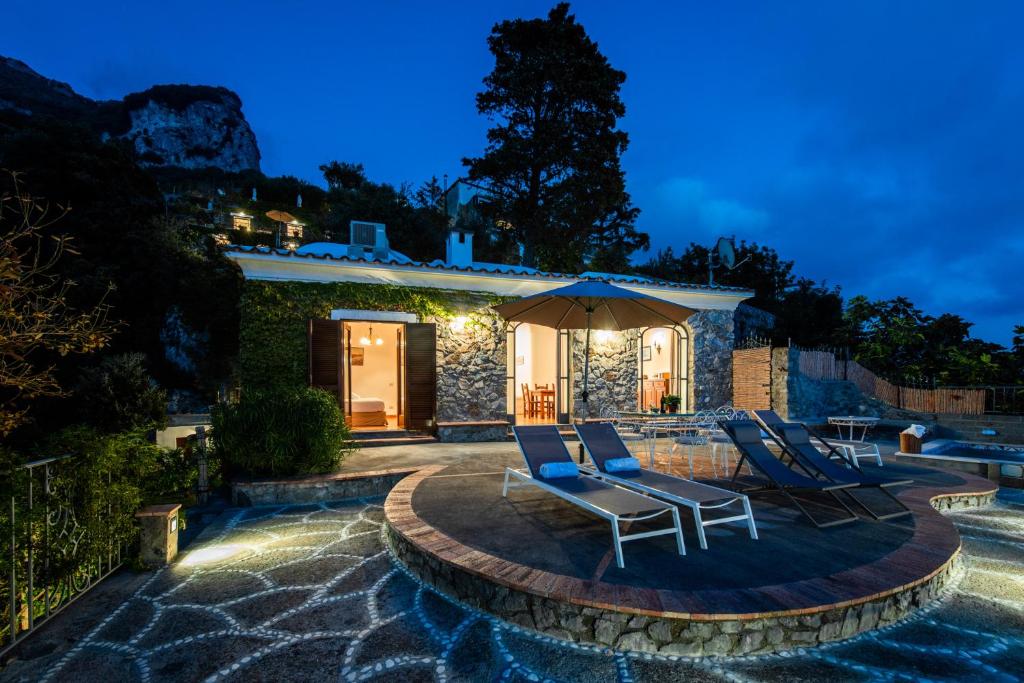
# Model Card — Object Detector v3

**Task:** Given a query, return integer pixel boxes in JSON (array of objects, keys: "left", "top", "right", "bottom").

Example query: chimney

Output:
[{"left": 446, "top": 229, "right": 473, "bottom": 267}]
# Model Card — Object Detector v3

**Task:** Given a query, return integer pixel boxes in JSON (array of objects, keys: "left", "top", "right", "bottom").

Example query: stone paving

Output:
[{"left": 3, "top": 490, "right": 1023, "bottom": 683}]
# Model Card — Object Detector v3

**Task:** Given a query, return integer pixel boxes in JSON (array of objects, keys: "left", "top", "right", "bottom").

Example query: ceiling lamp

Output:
[{"left": 359, "top": 325, "right": 383, "bottom": 346}]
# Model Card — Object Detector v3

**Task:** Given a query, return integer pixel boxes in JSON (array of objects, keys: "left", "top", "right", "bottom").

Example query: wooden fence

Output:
[
  {"left": 795, "top": 350, "right": 985, "bottom": 415},
  {"left": 732, "top": 346, "right": 772, "bottom": 410}
]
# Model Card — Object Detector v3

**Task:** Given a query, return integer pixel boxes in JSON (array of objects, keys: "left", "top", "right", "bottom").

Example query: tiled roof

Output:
[{"left": 223, "top": 244, "right": 754, "bottom": 295}]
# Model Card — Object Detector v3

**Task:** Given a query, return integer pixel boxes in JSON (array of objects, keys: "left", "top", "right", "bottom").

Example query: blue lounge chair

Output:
[
  {"left": 575, "top": 422, "right": 758, "bottom": 550},
  {"left": 772, "top": 423, "right": 912, "bottom": 521},
  {"left": 719, "top": 419, "right": 859, "bottom": 528},
  {"left": 503, "top": 425, "right": 685, "bottom": 568}
]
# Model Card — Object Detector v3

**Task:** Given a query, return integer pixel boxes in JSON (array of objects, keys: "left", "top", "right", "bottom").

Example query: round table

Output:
[{"left": 827, "top": 416, "right": 880, "bottom": 442}]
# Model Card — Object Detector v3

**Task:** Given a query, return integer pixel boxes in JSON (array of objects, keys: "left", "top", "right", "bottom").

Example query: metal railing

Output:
[{"left": 2, "top": 455, "right": 129, "bottom": 657}]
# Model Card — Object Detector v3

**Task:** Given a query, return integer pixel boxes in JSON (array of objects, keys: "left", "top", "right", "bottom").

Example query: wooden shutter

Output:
[
  {"left": 404, "top": 323, "right": 436, "bottom": 431},
  {"left": 308, "top": 319, "right": 343, "bottom": 404}
]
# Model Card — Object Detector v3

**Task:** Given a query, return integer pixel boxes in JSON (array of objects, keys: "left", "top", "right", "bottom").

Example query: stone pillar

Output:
[
  {"left": 688, "top": 310, "right": 735, "bottom": 409},
  {"left": 135, "top": 504, "right": 182, "bottom": 567},
  {"left": 570, "top": 330, "right": 638, "bottom": 416}
]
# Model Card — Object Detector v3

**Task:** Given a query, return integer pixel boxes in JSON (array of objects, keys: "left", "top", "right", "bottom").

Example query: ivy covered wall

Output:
[{"left": 238, "top": 280, "right": 507, "bottom": 396}]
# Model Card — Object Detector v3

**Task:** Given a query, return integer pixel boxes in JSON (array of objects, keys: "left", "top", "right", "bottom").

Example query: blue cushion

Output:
[
  {"left": 604, "top": 457, "right": 641, "bottom": 473},
  {"left": 538, "top": 461, "right": 579, "bottom": 479}
]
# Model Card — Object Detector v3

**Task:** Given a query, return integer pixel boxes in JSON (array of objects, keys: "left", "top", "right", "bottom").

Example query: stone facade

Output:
[
  {"left": 433, "top": 307, "right": 508, "bottom": 424},
  {"left": 688, "top": 310, "right": 735, "bottom": 410},
  {"left": 571, "top": 330, "right": 638, "bottom": 417},
  {"left": 387, "top": 525, "right": 961, "bottom": 656}
]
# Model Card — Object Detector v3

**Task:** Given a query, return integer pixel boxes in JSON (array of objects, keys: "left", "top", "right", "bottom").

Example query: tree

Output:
[
  {"left": 0, "top": 173, "right": 115, "bottom": 434},
  {"left": 318, "top": 163, "right": 447, "bottom": 262},
  {"left": 319, "top": 161, "right": 366, "bottom": 191},
  {"left": 464, "top": 3, "right": 648, "bottom": 272},
  {"left": 637, "top": 242, "right": 795, "bottom": 310}
]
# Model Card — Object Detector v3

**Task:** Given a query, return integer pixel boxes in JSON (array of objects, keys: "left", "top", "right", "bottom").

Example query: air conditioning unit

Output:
[{"left": 347, "top": 221, "right": 389, "bottom": 260}]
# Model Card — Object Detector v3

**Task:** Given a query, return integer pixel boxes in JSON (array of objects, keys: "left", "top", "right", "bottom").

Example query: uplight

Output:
[
  {"left": 451, "top": 316, "right": 469, "bottom": 333},
  {"left": 595, "top": 330, "right": 613, "bottom": 343},
  {"left": 182, "top": 544, "right": 246, "bottom": 566}
]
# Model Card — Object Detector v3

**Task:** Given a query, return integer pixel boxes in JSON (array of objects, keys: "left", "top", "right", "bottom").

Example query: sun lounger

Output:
[
  {"left": 574, "top": 422, "right": 758, "bottom": 550},
  {"left": 753, "top": 409, "right": 883, "bottom": 467},
  {"left": 772, "top": 423, "right": 912, "bottom": 520},
  {"left": 718, "top": 419, "right": 859, "bottom": 528},
  {"left": 503, "top": 425, "right": 685, "bottom": 567}
]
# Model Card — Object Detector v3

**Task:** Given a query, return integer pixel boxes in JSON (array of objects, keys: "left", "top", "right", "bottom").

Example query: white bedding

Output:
[{"left": 346, "top": 397, "right": 386, "bottom": 413}]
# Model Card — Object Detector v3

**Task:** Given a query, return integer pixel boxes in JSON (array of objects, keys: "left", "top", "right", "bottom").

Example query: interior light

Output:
[
  {"left": 375, "top": 337, "right": 384, "bottom": 345},
  {"left": 451, "top": 316, "right": 468, "bottom": 333},
  {"left": 359, "top": 336, "right": 371, "bottom": 346}
]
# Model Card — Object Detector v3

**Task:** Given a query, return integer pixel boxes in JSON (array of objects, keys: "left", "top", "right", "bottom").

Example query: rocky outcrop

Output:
[
  {"left": 0, "top": 56, "right": 261, "bottom": 173},
  {"left": 119, "top": 86, "right": 260, "bottom": 172}
]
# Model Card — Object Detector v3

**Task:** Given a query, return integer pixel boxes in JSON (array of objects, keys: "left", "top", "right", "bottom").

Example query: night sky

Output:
[{"left": 8, "top": 1, "right": 1023, "bottom": 344}]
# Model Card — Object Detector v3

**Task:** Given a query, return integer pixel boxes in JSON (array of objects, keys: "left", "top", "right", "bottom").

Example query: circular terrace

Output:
[{"left": 385, "top": 456, "right": 996, "bottom": 656}]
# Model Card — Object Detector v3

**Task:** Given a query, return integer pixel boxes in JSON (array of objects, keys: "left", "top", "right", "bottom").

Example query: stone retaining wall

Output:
[
  {"left": 232, "top": 468, "right": 416, "bottom": 506},
  {"left": 386, "top": 526, "right": 961, "bottom": 656}
]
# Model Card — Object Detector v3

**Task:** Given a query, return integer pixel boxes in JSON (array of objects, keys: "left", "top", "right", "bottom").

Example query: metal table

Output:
[{"left": 827, "top": 416, "right": 880, "bottom": 442}]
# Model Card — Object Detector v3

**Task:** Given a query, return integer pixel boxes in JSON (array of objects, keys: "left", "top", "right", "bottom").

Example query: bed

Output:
[{"left": 346, "top": 394, "right": 389, "bottom": 428}]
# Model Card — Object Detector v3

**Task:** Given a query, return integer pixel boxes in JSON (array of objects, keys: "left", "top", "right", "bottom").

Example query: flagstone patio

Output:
[{"left": 3, "top": 483, "right": 1022, "bottom": 682}]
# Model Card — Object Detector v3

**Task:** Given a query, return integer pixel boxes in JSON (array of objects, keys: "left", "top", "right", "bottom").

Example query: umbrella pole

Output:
[{"left": 582, "top": 309, "right": 592, "bottom": 405}]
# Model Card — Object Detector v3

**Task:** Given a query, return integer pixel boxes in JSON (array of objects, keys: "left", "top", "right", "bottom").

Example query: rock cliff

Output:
[{"left": 0, "top": 56, "right": 261, "bottom": 172}]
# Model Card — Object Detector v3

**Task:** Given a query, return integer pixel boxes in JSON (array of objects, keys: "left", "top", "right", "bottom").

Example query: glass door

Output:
[{"left": 556, "top": 329, "right": 571, "bottom": 423}]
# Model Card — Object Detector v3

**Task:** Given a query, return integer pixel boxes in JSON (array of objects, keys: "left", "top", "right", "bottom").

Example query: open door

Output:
[
  {"left": 308, "top": 319, "right": 344, "bottom": 405},
  {"left": 556, "top": 329, "right": 571, "bottom": 423},
  {"left": 404, "top": 323, "right": 436, "bottom": 430}
]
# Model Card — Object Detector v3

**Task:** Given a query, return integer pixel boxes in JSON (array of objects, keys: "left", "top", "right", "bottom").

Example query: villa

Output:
[{"left": 225, "top": 221, "right": 764, "bottom": 441}]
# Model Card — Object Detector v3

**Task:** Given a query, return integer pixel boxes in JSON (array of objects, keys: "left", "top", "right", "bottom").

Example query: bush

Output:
[
  {"left": 211, "top": 388, "right": 353, "bottom": 478},
  {"left": 75, "top": 354, "right": 168, "bottom": 433}
]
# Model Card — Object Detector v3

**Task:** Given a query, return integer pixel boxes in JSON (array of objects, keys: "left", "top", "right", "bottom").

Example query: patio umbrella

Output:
[{"left": 492, "top": 280, "right": 695, "bottom": 413}]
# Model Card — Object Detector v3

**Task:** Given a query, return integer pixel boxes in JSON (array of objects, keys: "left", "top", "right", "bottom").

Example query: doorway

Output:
[
  {"left": 344, "top": 322, "right": 404, "bottom": 430},
  {"left": 508, "top": 323, "right": 561, "bottom": 424},
  {"left": 638, "top": 327, "right": 688, "bottom": 412}
]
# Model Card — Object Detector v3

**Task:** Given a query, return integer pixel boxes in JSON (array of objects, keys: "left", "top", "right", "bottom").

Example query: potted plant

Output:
[{"left": 661, "top": 395, "right": 682, "bottom": 413}]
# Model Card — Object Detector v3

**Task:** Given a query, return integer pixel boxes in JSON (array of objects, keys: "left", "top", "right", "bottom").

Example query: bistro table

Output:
[
  {"left": 616, "top": 411, "right": 700, "bottom": 470},
  {"left": 827, "top": 415, "right": 881, "bottom": 442}
]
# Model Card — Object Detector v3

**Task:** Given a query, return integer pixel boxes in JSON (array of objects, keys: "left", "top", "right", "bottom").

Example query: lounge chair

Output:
[
  {"left": 718, "top": 419, "right": 860, "bottom": 528},
  {"left": 503, "top": 425, "right": 685, "bottom": 567},
  {"left": 753, "top": 409, "right": 883, "bottom": 467},
  {"left": 575, "top": 422, "right": 758, "bottom": 550},
  {"left": 772, "top": 423, "right": 912, "bottom": 520}
]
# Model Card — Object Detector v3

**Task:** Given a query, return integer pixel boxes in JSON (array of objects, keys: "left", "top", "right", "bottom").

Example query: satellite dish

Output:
[
  {"left": 707, "top": 235, "right": 749, "bottom": 285},
  {"left": 716, "top": 237, "right": 736, "bottom": 269}
]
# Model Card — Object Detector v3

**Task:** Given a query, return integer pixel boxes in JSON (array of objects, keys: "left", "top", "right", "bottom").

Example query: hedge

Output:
[{"left": 238, "top": 280, "right": 507, "bottom": 393}]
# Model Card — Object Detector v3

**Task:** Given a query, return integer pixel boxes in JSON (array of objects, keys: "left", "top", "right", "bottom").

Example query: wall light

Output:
[
  {"left": 594, "top": 330, "right": 613, "bottom": 343},
  {"left": 451, "top": 316, "right": 469, "bottom": 333}
]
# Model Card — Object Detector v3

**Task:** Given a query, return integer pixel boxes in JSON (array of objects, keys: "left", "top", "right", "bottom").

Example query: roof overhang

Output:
[{"left": 225, "top": 248, "right": 753, "bottom": 311}]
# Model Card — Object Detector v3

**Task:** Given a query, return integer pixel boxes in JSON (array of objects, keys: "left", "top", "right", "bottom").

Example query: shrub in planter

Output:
[{"left": 212, "top": 388, "right": 353, "bottom": 478}]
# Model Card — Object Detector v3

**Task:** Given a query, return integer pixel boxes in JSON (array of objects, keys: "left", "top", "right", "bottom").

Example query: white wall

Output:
[
  {"left": 348, "top": 322, "right": 400, "bottom": 414},
  {"left": 513, "top": 324, "right": 556, "bottom": 402},
  {"left": 642, "top": 328, "right": 675, "bottom": 379}
]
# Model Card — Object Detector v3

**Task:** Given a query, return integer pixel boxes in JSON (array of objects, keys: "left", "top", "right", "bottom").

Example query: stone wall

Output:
[
  {"left": 571, "top": 330, "right": 638, "bottom": 417},
  {"left": 766, "top": 347, "right": 885, "bottom": 420},
  {"left": 434, "top": 310, "right": 507, "bottom": 424},
  {"left": 688, "top": 310, "right": 735, "bottom": 410},
  {"left": 934, "top": 414, "right": 1024, "bottom": 445},
  {"left": 387, "top": 526, "right": 961, "bottom": 656}
]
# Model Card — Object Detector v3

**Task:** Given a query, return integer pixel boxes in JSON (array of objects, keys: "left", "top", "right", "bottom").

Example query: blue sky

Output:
[{"left": 8, "top": 1, "right": 1023, "bottom": 344}]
